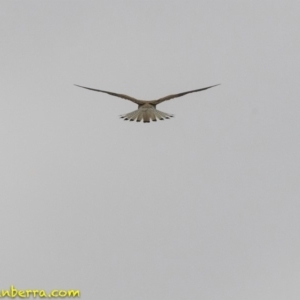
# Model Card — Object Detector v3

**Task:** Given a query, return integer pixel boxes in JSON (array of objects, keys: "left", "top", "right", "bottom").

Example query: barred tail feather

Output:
[
  {"left": 143, "top": 111, "right": 150, "bottom": 123},
  {"left": 155, "top": 110, "right": 165, "bottom": 120},
  {"left": 149, "top": 110, "right": 156, "bottom": 122},
  {"left": 136, "top": 111, "right": 144, "bottom": 122},
  {"left": 155, "top": 109, "right": 174, "bottom": 120},
  {"left": 120, "top": 108, "right": 174, "bottom": 123},
  {"left": 129, "top": 110, "right": 139, "bottom": 121}
]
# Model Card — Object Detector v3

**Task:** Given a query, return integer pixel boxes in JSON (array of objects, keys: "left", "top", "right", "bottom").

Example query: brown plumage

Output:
[{"left": 75, "top": 83, "right": 220, "bottom": 123}]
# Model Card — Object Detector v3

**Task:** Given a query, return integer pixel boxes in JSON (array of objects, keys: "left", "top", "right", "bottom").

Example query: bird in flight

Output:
[{"left": 75, "top": 83, "right": 220, "bottom": 123}]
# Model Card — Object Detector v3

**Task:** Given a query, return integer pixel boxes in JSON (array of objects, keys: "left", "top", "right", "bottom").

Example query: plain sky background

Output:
[{"left": 1, "top": 1, "right": 300, "bottom": 299}]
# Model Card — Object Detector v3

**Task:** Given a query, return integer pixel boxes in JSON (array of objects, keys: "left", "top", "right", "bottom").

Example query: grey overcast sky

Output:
[{"left": 1, "top": 1, "right": 300, "bottom": 299}]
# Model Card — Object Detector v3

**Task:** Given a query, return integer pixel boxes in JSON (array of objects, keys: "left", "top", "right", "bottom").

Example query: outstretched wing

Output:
[
  {"left": 74, "top": 84, "right": 144, "bottom": 105},
  {"left": 152, "top": 84, "right": 220, "bottom": 105}
]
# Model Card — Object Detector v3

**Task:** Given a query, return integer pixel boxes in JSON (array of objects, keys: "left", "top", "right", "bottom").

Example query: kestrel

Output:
[{"left": 75, "top": 84, "right": 220, "bottom": 123}]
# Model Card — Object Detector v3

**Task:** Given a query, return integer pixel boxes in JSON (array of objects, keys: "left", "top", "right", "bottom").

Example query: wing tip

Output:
[{"left": 211, "top": 83, "right": 221, "bottom": 88}]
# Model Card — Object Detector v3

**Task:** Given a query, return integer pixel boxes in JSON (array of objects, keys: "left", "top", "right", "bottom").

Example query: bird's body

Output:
[{"left": 75, "top": 84, "right": 220, "bottom": 123}]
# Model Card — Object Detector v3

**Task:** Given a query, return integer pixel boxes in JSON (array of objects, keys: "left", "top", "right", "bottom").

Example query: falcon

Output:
[{"left": 75, "top": 83, "right": 220, "bottom": 123}]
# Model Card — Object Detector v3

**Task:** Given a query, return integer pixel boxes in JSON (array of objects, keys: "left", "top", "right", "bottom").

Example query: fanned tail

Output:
[{"left": 120, "top": 107, "right": 174, "bottom": 123}]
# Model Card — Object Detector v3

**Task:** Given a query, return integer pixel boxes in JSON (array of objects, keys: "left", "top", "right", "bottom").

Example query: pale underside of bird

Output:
[{"left": 75, "top": 83, "right": 220, "bottom": 123}]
